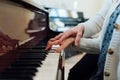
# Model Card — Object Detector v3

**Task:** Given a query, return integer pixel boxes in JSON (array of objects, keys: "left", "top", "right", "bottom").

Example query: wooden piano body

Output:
[{"left": 0, "top": 0, "right": 64, "bottom": 80}]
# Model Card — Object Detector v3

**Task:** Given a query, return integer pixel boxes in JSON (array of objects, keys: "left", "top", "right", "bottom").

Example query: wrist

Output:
[{"left": 77, "top": 24, "right": 85, "bottom": 37}]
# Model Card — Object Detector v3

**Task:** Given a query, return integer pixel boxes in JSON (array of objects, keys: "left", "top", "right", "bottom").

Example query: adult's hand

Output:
[
  {"left": 45, "top": 37, "right": 75, "bottom": 53},
  {"left": 50, "top": 24, "right": 84, "bottom": 46}
]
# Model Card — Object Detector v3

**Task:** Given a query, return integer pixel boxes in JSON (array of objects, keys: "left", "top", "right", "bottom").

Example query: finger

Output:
[
  {"left": 45, "top": 43, "right": 52, "bottom": 50},
  {"left": 55, "top": 47, "right": 62, "bottom": 53},
  {"left": 59, "top": 30, "right": 74, "bottom": 43},
  {"left": 55, "top": 38, "right": 74, "bottom": 53},
  {"left": 45, "top": 40, "right": 59, "bottom": 50},
  {"left": 45, "top": 40, "right": 53, "bottom": 50},
  {"left": 75, "top": 32, "right": 82, "bottom": 46}
]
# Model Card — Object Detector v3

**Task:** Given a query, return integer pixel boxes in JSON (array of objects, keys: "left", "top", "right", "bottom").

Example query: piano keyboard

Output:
[
  {"left": 33, "top": 53, "right": 59, "bottom": 80},
  {"left": 0, "top": 37, "right": 64, "bottom": 80}
]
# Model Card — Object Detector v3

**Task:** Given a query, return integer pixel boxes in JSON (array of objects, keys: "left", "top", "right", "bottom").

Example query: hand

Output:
[
  {"left": 45, "top": 37, "right": 75, "bottom": 53},
  {"left": 50, "top": 24, "right": 84, "bottom": 46}
]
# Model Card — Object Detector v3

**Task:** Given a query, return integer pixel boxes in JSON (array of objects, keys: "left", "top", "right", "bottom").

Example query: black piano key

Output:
[
  {"left": 17, "top": 58, "right": 44, "bottom": 63},
  {"left": 22, "top": 49, "right": 48, "bottom": 54},
  {"left": 12, "top": 59, "right": 42, "bottom": 66},
  {"left": 15, "top": 59, "right": 43, "bottom": 64},
  {"left": 1, "top": 68, "right": 36, "bottom": 77},
  {"left": 11, "top": 62, "right": 40, "bottom": 67},
  {"left": 0, "top": 70, "right": 35, "bottom": 79},
  {"left": 12, "top": 62, "right": 41, "bottom": 66},
  {"left": 21, "top": 52, "right": 46, "bottom": 57},
  {"left": 0, "top": 78, "right": 32, "bottom": 80},
  {"left": 32, "top": 45, "right": 46, "bottom": 49},
  {"left": 19, "top": 53, "right": 46, "bottom": 60},
  {"left": 0, "top": 74, "right": 33, "bottom": 80},
  {"left": 6, "top": 66, "right": 38, "bottom": 72},
  {"left": 18, "top": 57, "right": 44, "bottom": 62},
  {"left": 19, "top": 56, "right": 46, "bottom": 61},
  {"left": 2, "top": 70, "right": 36, "bottom": 75},
  {"left": 33, "top": 42, "right": 46, "bottom": 47},
  {"left": 0, "top": 79, "right": 33, "bottom": 80},
  {"left": 28, "top": 49, "right": 48, "bottom": 53}
]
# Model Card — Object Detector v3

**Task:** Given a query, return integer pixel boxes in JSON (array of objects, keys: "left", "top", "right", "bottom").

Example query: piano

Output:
[{"left": 0, "top": 0, "right": 64, "bottom": 80}]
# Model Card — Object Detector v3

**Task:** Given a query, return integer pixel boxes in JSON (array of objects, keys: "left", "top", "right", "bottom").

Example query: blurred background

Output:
[
  {"left": 30, "top": 0, "right": 104, "bottom": 32},
  {"left": 31, "top": 0, "right": 104, "bottom": 18}
]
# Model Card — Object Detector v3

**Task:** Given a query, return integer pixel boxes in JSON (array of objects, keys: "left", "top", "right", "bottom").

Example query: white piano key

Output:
[
  {"left": 52, "top": 45, "right": 60, "bottom": 50},
  {"left": 33, "top": 53, "right": 60, "bottom": 80}
]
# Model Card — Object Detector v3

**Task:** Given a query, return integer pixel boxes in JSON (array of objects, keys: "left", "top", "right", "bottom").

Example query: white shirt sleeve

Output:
[{"left": 72, "top": 0, "right": 113, "bottom": 53}]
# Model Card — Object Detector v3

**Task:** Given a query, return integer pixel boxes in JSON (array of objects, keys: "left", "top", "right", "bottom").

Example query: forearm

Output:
[{"left": 65, "top": 37, "right": 100, "bottom": 54}]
